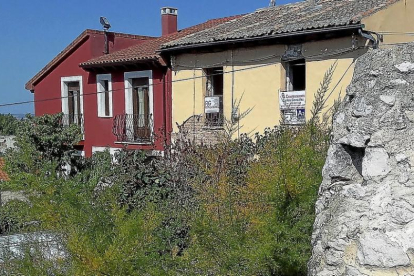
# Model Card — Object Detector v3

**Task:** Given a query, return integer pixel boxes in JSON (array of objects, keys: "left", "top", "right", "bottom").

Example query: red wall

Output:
[
  {"left": 33, "top": 33, "right": 170, "bottom": 157},
  {"left": 82, "top": 68, "right": 169, "bottom": 157}
]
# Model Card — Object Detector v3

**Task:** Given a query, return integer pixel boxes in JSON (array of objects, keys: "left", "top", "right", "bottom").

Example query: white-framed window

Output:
[
  {"left": 61, "top": 76, "right": 84, "bottom": 128},
  {"left": 123, "top": 70, "right": 154, "bottom": 143},
  {"left": 97, "top": 74, "right": 113, "bottom": 117}
]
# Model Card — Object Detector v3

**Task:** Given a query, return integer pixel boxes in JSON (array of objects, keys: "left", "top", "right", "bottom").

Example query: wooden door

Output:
[{"left": 131, "top": 78, "right": 150, "bottom": 140}]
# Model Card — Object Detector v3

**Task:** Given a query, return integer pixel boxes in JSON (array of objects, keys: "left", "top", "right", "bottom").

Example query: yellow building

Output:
[{"left": 161, "top": 0, "right": 414, "bottom": 142}]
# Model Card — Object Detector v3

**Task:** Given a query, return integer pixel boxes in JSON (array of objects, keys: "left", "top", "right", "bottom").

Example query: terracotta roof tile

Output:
[
  {"left": 161, "top": 0, "right": 400, "bottom": 49},
  {"left": 0, "top": 158, "right": 9, "bottom": 181},
  {"left": 80, "top": 15, "right": 242, "bottom": 67},
  {"left": 25, "top": 30, "right": 155, "bottom": 91}
]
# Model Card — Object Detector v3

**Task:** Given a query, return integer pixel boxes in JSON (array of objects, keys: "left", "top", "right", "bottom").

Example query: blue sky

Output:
[{"left": 0, "top": 0, "right": 299, "bottom": 114}]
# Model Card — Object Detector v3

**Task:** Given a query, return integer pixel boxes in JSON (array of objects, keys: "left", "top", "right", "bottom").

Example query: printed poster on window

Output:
[
  {"left": 282, "top": 109, "right": 306, "bottom": 125},
  {"left": 205, "top": 96, "right": 220, "bottom": 114},
  {"left": 279, "top": 91, "right": 306, "bottom": 124},
  {"left": 279, "top": 91, "right": 306, "bottom": 110}
]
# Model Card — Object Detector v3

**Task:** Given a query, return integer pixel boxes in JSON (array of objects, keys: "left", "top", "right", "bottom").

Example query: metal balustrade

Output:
[
  {"left": 205, "top": 112, "right": 224, "bottom": 127},
  {"left": 61, "top": 114, "right": 84, "bottom": 135},
  {"left": 112, "top": 114, "right": 153, "bottom": 143}
]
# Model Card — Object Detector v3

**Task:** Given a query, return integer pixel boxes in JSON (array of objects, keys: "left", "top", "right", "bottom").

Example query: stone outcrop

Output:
[{"left": 309, "top": 43, "right": 414, "bottom": 275}]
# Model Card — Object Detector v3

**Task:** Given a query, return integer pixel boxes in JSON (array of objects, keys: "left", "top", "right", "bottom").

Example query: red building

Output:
[{"left": 26, "top": 8, "right": 237, "bottom": 157}]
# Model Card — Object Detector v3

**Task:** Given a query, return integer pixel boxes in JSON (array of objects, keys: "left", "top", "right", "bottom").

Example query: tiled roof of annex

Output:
[{"left": 161, "top": 0, "right": 399, "bottom": 50}]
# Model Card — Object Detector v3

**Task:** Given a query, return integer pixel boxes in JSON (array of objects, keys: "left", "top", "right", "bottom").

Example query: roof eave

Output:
[
  {"left": 25, "top": 32, "right": 90, "bottom": 91},
  {"left": 80, "top": 57, "right": 160, "bottom": 70},
  {"left": 161, "top": 24, "right": 364, "bottom": 53}
]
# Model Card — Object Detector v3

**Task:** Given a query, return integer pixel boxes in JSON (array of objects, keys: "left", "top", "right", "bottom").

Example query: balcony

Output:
[
  {"left": 62, "top": 113, "right": 84, "bottom": 135},
  {"left": 112, "top": 114, "right": 153, "bottom": 143}
]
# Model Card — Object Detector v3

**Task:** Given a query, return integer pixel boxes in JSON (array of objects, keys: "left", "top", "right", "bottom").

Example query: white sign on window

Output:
[
  {"left": 282, "top": 109, "right": 306, "bottom": 124},
  {"left": 205, "top": 96, "right": 220, "bottom": 113},
  {"left": 279, "top": 90, "right": 306, "bottom": 110},
  {"left": 280, "top": 91, "right": 306, "bottom": 124}
]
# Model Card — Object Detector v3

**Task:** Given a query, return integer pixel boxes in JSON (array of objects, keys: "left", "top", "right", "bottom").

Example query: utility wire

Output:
[
  {"left": 0, "top": 46, "right": 366, "bottom": 109},
  {"left": 378, "top": 31, "right": 414, "bottom": 36}
]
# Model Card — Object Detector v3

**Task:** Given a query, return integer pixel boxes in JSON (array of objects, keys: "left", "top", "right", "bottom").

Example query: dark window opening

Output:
[
  {"left": 286, "top": 59, "right": 306, "bottom": 91},
  {"left": 205, "top": 67, "right": 223, "bottom": 96},
  {"left": 67, "top": 81, "right": 81, "bottom": 124},
  {"left": 103, "top": 80, "right": 110, "bottom": 117},
  {"left": 204, "top": 67, "right": 224, "bottom": 127}
]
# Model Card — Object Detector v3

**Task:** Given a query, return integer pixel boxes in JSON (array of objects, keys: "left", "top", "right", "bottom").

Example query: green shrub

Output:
[{"left": 2, "top": 63, "right": 337, "bottom": 274}]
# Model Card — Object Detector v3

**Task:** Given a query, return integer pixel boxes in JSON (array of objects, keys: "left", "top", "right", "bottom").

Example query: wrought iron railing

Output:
[
  {"left": 205, "top": 112, "right": 224, "bottom": 127},
  {"left": 112, "top": 114, "right": 153, "bottom": 143},
  {"left": 62, "top": 114, "right": 84, "bottom": 135}
]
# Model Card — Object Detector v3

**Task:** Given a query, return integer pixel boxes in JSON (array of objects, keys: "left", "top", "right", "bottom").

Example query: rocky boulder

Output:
[{"left": 309, "top": 43, "right": 414, "bottom": 275}]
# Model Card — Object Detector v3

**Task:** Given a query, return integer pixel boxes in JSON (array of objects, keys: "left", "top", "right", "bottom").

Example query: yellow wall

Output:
[
  {"left": 363, "top": 0, "right": 414, "bottom": 45},
  {"left": 172, "top": 69, "right": 204, "bottom": 132},
  {"left": 172, "top": 37, "right": 363, "bottom": 136},
  {"left": 171, "top": 0, "right": 413, "bottom": 138}
]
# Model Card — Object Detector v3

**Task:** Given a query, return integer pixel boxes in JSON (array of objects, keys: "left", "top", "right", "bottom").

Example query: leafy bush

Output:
[
  {"left": 0, "top": 114, "right": 20, "bottom": 136},
  {"left": 1, "top": 65, "right": 337, "bottom": 274},
  {"left": 4, "top": 113, "right": 82, "bottom": 181}
]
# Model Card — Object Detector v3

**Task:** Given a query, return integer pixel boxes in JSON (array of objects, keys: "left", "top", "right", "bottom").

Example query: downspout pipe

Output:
[{"left": 163, "top": 71, "right": 168, "bottom": 149}]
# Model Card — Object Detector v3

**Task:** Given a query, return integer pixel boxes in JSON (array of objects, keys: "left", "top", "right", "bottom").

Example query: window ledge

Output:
[{"left": 98, "top": 115, "right": 113, "bottom": 118}]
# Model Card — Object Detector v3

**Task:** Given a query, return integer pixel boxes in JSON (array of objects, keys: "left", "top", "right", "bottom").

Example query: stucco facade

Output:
[
  {"left": 170, "top": 0, "right": 414, "bottom": 140},
  {"left": 363, "top": 0, "right": 414, "bottom": 45},
  {"left": 171, "top": 38, "right": 364, "bottom": 138},
  {"left": 27, "top": 31, "right": 170, "bottom": 157}
]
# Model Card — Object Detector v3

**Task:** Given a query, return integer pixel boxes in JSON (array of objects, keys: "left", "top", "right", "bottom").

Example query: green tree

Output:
[
  {"left": 0, "top": 113, "right": 19, "bottom": 135},
  {"left": 5, "top": 113, "right": 82, "bottom": 177}
]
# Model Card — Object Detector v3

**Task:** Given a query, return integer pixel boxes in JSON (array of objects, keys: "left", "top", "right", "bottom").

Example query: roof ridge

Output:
[
  {"left": 25, "top": 30, "right": 90, "bottom": 91},
  {"left": 84, "top": 29, "right": 156, "bottom": 39}
]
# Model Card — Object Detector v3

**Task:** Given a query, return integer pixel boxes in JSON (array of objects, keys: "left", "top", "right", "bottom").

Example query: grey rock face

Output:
[{"left": 309, "top": 43, "right": 414, "bottom": 276}]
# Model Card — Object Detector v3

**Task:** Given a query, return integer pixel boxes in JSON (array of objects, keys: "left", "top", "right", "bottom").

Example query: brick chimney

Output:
[{"left": 161, "top": 7, "right": 178, "bottom": 36}]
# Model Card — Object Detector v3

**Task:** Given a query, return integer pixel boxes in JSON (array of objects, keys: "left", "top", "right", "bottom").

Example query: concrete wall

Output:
[{"left": 172, "top": 37, "right": 365, "bottom": 138}]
